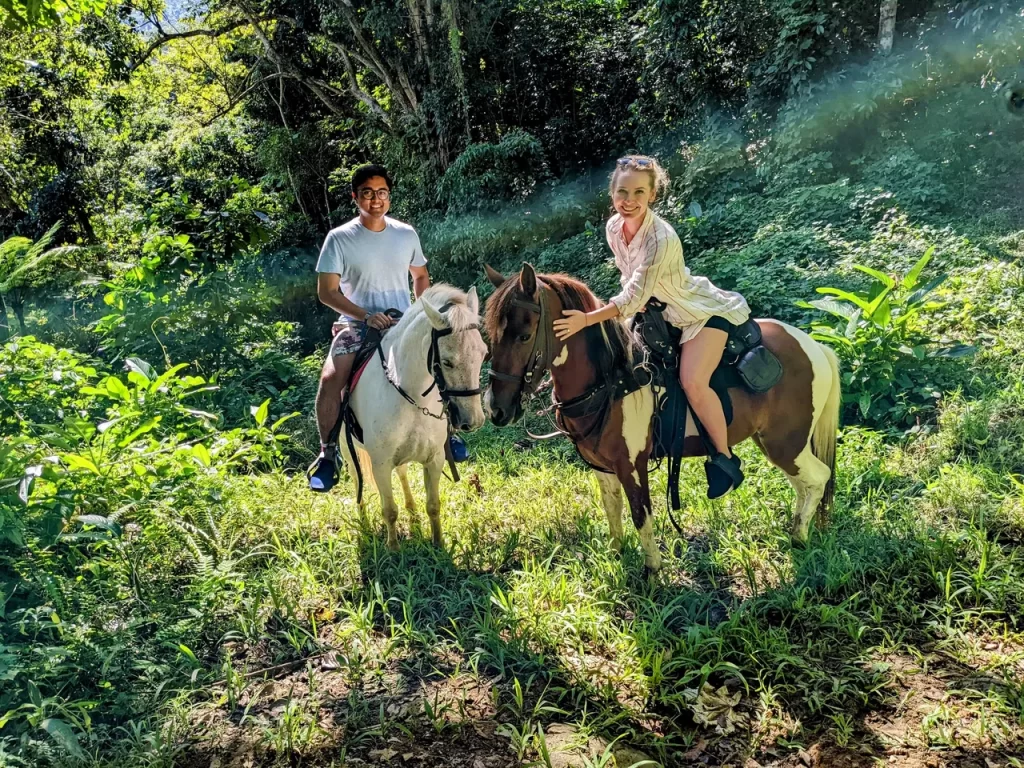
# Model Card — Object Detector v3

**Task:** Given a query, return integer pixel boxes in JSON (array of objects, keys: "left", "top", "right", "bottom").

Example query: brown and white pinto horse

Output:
[{"left": 483, "top": 264, "right": 842, "bottom": 574}]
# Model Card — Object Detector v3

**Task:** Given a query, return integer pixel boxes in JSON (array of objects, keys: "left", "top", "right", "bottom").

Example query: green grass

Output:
[{"left": 10, "top": 414, "right": 1018, "bottom": 766}]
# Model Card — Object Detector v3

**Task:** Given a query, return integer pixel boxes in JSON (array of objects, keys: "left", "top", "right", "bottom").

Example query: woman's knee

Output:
[{"left": 679, "top": 368, "right": 709, "bottom": 398}]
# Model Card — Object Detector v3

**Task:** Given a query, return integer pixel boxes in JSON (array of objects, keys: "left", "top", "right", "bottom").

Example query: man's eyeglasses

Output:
[
  {"left": 357, "top": 188, "right": 391, "bottom": 201},
  {"left": 617, "top": 157, "right": 652, "bottom": 168}
]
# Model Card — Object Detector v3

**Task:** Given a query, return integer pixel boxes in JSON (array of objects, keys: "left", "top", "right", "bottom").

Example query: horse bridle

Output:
[
  {"left": 380, "top": 303, "right": 482, "bottom": 420},
  {"left": 488, "top": 288, "right": 554, "bottom": 412}
]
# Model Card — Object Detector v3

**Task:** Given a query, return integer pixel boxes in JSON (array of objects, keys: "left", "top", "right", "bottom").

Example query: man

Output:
[{"left": 308, "top": 164, "right": 466, "bottom": 492}]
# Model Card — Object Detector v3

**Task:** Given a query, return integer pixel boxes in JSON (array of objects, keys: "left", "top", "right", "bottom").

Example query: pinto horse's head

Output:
[{"left": 482, "top": 263, "right": 547, "bottom": 426}]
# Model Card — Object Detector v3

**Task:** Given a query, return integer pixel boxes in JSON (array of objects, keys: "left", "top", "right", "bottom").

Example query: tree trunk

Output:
[
  {"left": 879, "top": 0, "right": 897, "bottom": 55},
  {"left": 12, "top": 297, "right": 26, "bottom": 334},
  {"left": 0, "top": 294, "right": 10, "bottom": 342}
]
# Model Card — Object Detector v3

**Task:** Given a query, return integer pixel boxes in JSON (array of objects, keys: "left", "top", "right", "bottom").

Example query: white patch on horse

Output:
[
  {"left": 761, "top": 320, "right": 831, "bottom": 452},
  {"left": 620, "top": 387, "right": 654, "bottom": 466},
  {"left": 551, "top": 345, "right": 569, "bottom": 367},
  {"left": 637, "top": 513, "right": 661, "bottom": 571}
]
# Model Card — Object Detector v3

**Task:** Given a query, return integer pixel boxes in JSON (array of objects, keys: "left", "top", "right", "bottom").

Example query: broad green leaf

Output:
[
  {"left": 118, "top": 417, "right": 161, "bottom": 447},
  {"left": 803, "top": 298, "right": 858, "bottom": 320},
  {"left": 688, "top": 201, "right": 703, "bottom": 218},
  {"left": 906, "top": 273, "right": 947, "bottom": 306},
  {"left": 870, "top": 295, "right": 892, "bottom": 328},
  {"left": 126, "top": 371, "right": 150, "bottom": 389},
  {"left": 930, "top": 344, "right": 977, "bottom": 359},
  {"left": 858, "top": 392, "right": 872, "bottom": 418},
  {"left": 63, "top": 454, "right": 100, "bottom": 474},
  {"left": 192, "top": 443, "right": 211, "bottom": 467},
  {"left": 125, "top": 357, "right": 154, "bottom": 381},
  {"left": 251, "top": 398, "right": 270, "bottom": 428},
  {"left": 270, "top": 412, "right": 301, "bottom": 432},
  {"left": 902, "top": 246, "right": 934, "bottom": 290},
  {"left": 865, "top": 285, "right": 892, "bottom": 323},
  {"left": 815, "top": 287, "right": 871, "bottom": 312},
  {"left": 852, "top": 264, "right": 895, "bottom": 289},
  {"left": 27, "top": 680, "right": 42, "bottom": 707},
  {"left": 103, "top": 376, "right": 131, "bottom": 402},
  {"left": 77, "top": 514, "right": 122, "bottom": 537},
  {"left": 40, "top": 718, "right": 85, "bottom": 760},
  {"left": 152, "top": 363, "right": 189, "bottom": 392},
  {"left": 844, "top": 309, "right": 862, "bottom": 339}
]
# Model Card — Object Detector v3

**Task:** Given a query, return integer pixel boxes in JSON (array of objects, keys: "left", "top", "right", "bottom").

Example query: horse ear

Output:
[
  {"left": 466, "top": 285, "right": 480, "bottom": 317},
  {"left": 421, "top": 298, "right": 446, "bottom": 330},
  {"left": 485, "top": 264, "right": 506, "bottom": 288},
  {"left": 519, "top": 263, "right": 537, "bottom": 297}
]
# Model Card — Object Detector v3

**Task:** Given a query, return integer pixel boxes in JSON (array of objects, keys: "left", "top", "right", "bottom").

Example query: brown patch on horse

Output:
[{"left": 747, "top": 321, "right": 816, "bottom": 475}]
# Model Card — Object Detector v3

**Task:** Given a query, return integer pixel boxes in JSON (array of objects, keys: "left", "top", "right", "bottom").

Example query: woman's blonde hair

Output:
[{"left": 609, "top": 154, "right": 670, "bottom": 198}]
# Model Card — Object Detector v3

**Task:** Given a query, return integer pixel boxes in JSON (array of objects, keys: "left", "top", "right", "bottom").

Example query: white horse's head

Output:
[{"left": 419, "top": 284, "right": 488, "bottom": 431}]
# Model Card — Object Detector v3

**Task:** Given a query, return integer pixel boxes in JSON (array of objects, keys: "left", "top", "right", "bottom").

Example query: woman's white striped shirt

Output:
[{"left": 607, "top": 210, "right": 749, "bottom": 343}]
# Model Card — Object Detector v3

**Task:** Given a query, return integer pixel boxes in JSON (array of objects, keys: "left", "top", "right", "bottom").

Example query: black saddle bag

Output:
[{"left": 725, "top": 318, "right": 783, "bottom": 394}]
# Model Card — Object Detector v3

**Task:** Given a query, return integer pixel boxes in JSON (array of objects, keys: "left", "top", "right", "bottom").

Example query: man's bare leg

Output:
[{"left": 310, "top": 350, "right": 355, "bottom": 491}]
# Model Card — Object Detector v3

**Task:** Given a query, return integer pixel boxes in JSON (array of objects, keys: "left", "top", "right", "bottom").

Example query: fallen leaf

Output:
[{"left": 683, "top": 683, "right": 743, "bottom": 734}]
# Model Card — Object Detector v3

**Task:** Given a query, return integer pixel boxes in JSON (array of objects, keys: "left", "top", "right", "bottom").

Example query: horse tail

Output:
[{"left": 812, "top": 343, "right": 841, "bottom": 523}]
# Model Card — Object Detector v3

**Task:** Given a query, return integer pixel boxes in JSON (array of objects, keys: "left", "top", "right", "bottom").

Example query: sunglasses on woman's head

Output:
[{"left": 617, "top": 157, "right": 652, "bottom": 168}]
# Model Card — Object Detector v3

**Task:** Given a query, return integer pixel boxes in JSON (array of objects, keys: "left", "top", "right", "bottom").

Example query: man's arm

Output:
[
  {"left": 317, "top": 273, "right": 394, "bottom": 329},
  {"left": 410, "top": 264, "right": 430, "bottom": 299},
  {"left": 317, "top": 273, "right": 367, "bottom": 319}
]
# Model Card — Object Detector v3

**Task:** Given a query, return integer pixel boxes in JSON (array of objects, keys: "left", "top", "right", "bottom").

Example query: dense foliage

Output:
[{"left": 1, "top": 0, "right": 1023, "bottom": 765}]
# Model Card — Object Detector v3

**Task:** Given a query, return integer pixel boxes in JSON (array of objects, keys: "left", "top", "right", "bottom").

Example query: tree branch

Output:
[{"left": 130, "top": 16, "right": 276, "bottom": 72}]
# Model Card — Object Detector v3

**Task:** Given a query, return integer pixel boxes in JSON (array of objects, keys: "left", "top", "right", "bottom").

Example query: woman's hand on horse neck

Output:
[{"left": 553, "top": 303, "right": 621, "bottom": 341}]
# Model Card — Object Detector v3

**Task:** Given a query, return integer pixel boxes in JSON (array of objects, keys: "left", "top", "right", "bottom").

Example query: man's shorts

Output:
[{"left": 330, "top": 321, "right": 368, "bottom": 356}]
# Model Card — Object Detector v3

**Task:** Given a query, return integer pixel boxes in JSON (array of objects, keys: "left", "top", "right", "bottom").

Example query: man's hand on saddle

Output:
[
  {"left": 366, "top": 312, "right": 394, "bottom": 330},
  {"left": 554, "top": 309, "right": 587, "bottom": 341}
]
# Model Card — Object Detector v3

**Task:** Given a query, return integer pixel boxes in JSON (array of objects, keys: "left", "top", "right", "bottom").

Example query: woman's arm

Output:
[{"left": 553, "top": 302, "right": 621, "bottom": 341}]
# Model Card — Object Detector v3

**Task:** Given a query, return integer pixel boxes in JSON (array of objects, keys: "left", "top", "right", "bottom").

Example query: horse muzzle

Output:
[
  {"left": 485, "top": 388, "right": 520, "bottom": 427},
  {"left": 449, "top": 398, "right": 485, "bottom": 432}
]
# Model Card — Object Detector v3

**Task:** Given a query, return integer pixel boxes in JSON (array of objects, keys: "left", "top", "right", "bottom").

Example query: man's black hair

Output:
[{"left": 351, "top": 164, "right": 393, "bottom": 195}]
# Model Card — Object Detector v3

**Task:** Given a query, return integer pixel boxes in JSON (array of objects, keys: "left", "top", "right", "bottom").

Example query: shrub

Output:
[
  {"left": 437, "top": 131, "right": 548, "bottom": 213},
  {"left": 798, "top": 247, "right": 975, "bottom": 428}
]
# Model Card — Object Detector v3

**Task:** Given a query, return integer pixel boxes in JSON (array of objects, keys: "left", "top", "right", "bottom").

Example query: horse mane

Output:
[
  {"left": 397, "top": 283, "right": 478, "bottom": 334},
  {"left": 484, "top": 271, "right": 636, "bottom": 378}
]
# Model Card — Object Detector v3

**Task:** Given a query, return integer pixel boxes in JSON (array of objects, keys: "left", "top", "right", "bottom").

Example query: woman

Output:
[{"left": 552, "top": 155, "right": 750, "bottom": 498}]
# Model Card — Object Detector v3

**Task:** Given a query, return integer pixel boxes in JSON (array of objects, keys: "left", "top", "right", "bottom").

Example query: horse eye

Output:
[
  {"left": 443, "top": 360, "right": 454, "bottom": 368},
  {"left": 517, "top": 333, "right": 532, "bottom": 343}
]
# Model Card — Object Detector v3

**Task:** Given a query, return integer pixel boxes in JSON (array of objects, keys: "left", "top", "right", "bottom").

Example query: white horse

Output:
[{"left": 340, "top": 283, "right": 487, "bottom": 550}]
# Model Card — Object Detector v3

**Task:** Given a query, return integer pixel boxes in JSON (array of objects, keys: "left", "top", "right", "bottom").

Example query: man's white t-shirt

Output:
[{"left": 314, "top": 216, "right": 427, "bottom": 327}]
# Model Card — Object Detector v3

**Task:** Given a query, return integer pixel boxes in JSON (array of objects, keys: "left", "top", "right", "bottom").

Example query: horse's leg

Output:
[
  {"left": 787, "top": 446, "right": 831, "bottom": 544},
  {"left": 422, "top": 457, "right": 444, "bottom": 548},
  {"left": 371, "top": 460, "right": 401, "bottom": 551},
  {"left": 619, "top": 461, "right": 661, "bottom": 574},
  {"left": 595, "top": 470, "right": 624, "bottom": 554},
  {"left": 396, "top": 464, "right": 420, "bottom": 531},
  {"left": 756, "top": 435, "right": 830, "bottom": 545}
]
